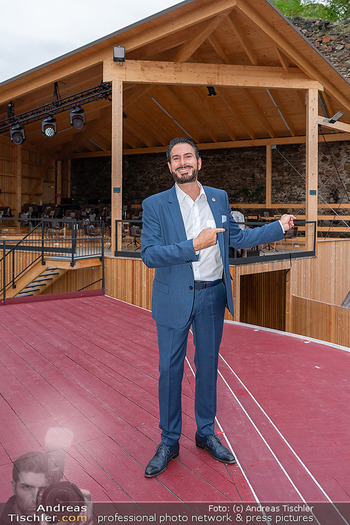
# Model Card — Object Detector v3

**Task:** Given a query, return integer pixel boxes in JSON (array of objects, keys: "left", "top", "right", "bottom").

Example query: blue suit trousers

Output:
[{"left": 156, "top": 281, "right": 227, "bottom": 446}]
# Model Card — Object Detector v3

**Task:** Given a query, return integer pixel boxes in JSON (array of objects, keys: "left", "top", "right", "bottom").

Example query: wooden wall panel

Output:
[
  {"left": 0, "top": 137, "right": 53, "bottom": 215},
  {"left": 291, "top": 240, "right": 350, "bottom": 306},
  {"left": 292, "top": 295, "right": 350, "bottom": 347},
  {"left": 239, "top": 270, "right": 287, "bottom": 331},
  {"left": 42, "top": 267, "right": 103, "bottom": 295}
]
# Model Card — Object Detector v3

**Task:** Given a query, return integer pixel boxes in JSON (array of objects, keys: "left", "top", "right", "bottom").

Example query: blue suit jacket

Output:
[{"left": 141, "top": 185, "right": 284, "bottom": 328}]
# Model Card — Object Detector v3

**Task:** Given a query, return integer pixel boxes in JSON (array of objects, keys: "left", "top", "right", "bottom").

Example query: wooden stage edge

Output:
[{"left": 0, "top": 295, "right": 349, "bottom": 525}]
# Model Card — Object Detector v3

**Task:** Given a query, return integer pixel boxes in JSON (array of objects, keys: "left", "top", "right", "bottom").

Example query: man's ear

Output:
[
  {"left": 167, "top": 162, "right": 172, "bottom": 173},
  {"left": 11, "top": 480, "right": 16, "bottom": 496},
  {"left": 198, "top": 157, "right": 202, "bottom": 171}
]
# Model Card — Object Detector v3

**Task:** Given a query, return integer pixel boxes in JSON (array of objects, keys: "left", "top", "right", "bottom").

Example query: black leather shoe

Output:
[
  {"left": 195, "top": 433, "right": 236, "bottom": 464},
  {"left": 144, "top": 442, "right": 179, "bottom": 478}
]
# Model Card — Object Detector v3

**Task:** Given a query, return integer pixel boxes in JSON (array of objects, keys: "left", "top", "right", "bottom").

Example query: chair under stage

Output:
[{"left": 0, "top": 295, "right": 349, "bottom": 524}]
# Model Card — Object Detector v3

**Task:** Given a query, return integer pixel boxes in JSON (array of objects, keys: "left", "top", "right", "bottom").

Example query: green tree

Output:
[{"left": 271, "top": 0, "right": 350, "bottom": 21}]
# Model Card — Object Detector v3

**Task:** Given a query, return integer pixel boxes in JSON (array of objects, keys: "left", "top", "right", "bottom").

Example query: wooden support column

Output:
[
  {"left": 15, "top": 146, "right": 22, "bottom": 216},
  {"left": 305, "top": 88, "right": 319, "bottom": 250},
  {"left": 266, "top": 144, "right": 272, "bottom": 207},
  {"left": 110, "top": 79, "right": 124, "bottom": 254},
  {"left": 56, "top": 161, "right": 62, "bottom": 205}
]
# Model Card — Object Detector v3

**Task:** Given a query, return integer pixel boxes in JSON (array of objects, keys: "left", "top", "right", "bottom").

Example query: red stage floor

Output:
[{"left": 0, "top": 295, "right": 349, "bottom": 523}]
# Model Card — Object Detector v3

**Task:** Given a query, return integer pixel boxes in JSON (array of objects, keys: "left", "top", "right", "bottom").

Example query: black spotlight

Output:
[
  {"left": 42, "top": 116, "right": 57, "bottom": 137},
  {"left": 70, "top": 107, "right": 85, "bottom": 130},
  {"left": 10, "top": 124, "right": 25, "bottom": 145}
]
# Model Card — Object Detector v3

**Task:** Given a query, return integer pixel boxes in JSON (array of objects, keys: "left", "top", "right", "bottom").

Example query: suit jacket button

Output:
[{"left": 189, "top": 286, "right": 193, "bottom": 290}]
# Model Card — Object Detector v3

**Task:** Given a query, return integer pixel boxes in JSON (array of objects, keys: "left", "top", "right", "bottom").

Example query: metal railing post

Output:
[
  {"left": 101, "top": 221, "right": 105, "bottom": 294},
  {"left": 3, "top": 242, "right": 6, "bottom": 304},
  {"left": 41, "top": 220, "right": 45, "bottom": 265},
  {"left": 71, "top": 220, "right": 77, "bottom": 267}
]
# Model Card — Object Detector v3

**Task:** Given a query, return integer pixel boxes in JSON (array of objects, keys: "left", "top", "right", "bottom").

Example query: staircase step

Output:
[
  {"left": 20, "top": 287, "right": 41, "bottom": 292},
  {"left": 16, "top": 292, "right": 34, "bottom": 297},
  {"left": 31, "top": 281, "right": 47, "bottom": 286},
  {"left": 41, "top": 272, "right": 60, "bottom": 277},
  {"left": 33, "top": 277, "right": 54, "bottom": 282}
]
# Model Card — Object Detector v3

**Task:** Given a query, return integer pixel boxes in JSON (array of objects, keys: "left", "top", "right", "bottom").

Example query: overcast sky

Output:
[{"left": 0, "top": 0, "right": 180, "bottom": 83}]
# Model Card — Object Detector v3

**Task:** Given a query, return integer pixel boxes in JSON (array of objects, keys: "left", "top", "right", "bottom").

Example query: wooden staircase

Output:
[{"left": 5, "top": 256, "right": 102, "bottom": 299}]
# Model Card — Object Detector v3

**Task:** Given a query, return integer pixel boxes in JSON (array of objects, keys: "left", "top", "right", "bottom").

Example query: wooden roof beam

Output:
[
  {"left": 103, "top": 59, "right": 323, "bottom": 91},
  {"left": 208, "top": 34, "right": 230, "bottom": 64},
  {"left": 317, "top": 116, "right": 350, "bottom": 134},
  {"left": 235, "top": 0, "right": 350, "bottom": 112},
  {"left": 275, "top": 47, "right": 290, "bottom": 72},
  {"left": 226, "top": 13, "right": 258, "bottom": 65},
  {"left": 174, "top": 12, "right": 231, "bottom": 62}
]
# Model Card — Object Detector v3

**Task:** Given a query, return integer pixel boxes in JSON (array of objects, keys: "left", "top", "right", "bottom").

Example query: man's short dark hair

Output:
[
  {"left": 166, "top": 137, "right": 200, "bottom": 162},
  {"left": 12, "top": 452, "right": 49, "bottom": 483}
]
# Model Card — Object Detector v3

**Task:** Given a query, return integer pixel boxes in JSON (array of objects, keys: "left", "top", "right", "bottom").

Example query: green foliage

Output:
[{"left": 271, "top": 0, "right": 350, "bottom": 21}]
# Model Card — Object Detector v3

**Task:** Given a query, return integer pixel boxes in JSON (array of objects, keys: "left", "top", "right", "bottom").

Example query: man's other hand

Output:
[
  {"left": 280, "top": 214, "right": 296, "bottom": 232},
  {"left": 193, "top": 227, "right": 225, "bottom": 251}
]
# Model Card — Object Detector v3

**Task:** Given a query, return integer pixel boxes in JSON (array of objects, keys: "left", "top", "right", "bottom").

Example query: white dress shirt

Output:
[{"left": 175, "top": 182, "right": 223, "bottom": 281}]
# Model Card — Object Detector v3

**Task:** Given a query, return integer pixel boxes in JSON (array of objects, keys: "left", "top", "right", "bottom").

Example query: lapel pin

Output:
[{"left": 212, "top": 198, "right": 216, "bottom": 202}]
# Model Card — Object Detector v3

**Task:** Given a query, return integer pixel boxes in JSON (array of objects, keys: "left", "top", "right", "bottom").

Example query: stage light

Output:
[
  {"left": 70, "top": 107, "right": 85, "bottom": 130},
  {"left": 113, "top": 46, "right": 125, "bottom": 62},
  {"left": 10, "top": 124, "right": 25, "bottom": 145},
  {"left": 42, "top": 116, "right": 56, "bottom": 137},
  {"left": 207, "top": 86, "right": 216, "bottom": 96},
  {"left": 327, "top": 111, "right": 344, "bottom": 124}
]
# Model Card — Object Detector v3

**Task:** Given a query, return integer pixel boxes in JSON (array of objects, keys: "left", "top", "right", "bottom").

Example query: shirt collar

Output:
[{"left": 175, "top": 181, "right": 206, "bottom": 204}]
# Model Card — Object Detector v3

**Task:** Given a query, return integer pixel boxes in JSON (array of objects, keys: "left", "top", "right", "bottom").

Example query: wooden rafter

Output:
[
  {"left": 275, "top": 47, "right": 290, "bottom": 71},
  {"left": 208, "top": 34, "right": 230, "bottom": 64},
  {"left": 174, "top": 12, "right": 231, "bottom": 62},
  {"left": 226, "top": 12, "right": 259, "bottom": 65}
]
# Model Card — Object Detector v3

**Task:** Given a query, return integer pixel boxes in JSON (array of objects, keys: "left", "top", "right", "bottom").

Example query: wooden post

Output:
[
  {"left": 305, "top": 88, "right": 318, "bottom": 250},
  {"left": 266, "top": 144, "right": 272, "bottom": 208},
  {"left": 15, "top": 146, "right": 22, "bottom": 216},
  {"left": 110, "top": 79, "right": 124, "bottom": 254}
]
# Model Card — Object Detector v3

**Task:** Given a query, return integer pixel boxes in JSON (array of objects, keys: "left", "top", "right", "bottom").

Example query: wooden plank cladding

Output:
[
  {"left": 291, "top": 239, "right": 350, "bottom": 306},
  {"left": 292, "top": 295, "right": 350, "bottom": 348}
]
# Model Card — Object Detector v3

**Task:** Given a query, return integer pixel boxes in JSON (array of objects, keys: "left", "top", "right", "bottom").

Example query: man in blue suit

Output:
[{"left": 141, "top": 137, "right": 294, "bottom": 477}]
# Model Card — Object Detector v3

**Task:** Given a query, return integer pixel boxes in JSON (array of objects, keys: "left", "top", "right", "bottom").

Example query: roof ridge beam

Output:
[{"left": 174, "top": 12, "right": 231, "bottom": 63}]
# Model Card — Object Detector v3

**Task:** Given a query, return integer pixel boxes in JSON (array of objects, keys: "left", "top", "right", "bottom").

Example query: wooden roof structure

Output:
[
  {"left": 1, "top": 0, "right": 350, "bottom": 251},
  {"left": 0, "top": 0, "right": 349, "bottom": 157}
]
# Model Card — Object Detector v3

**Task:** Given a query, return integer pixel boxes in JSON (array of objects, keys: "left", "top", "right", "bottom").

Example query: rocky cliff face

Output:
[{"left": 290, "top": 16, "right": 350, "bottom": 81}]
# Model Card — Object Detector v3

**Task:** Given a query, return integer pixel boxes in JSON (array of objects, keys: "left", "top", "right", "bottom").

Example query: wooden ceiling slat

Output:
[
  {"left": 218, "top": 88, "right": 256, "bottom": 140},
  {"left": 240, "top": 88, "right": 276, "bottom": 138},
  {"left": 268, "top": 89, "right": 297, "bottom": 136},
  {"left": 174, "top": 12, "right": 231, "bottom": 63},
  {"left": 150, "top": 86, "right": 205, "bottom": 143},
  {"left": 123, "top": 116, "right": 159, "bottom": 148}
]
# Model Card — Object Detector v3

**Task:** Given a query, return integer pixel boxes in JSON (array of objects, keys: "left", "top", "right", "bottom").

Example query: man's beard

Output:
[{"left": 171, "top": 166, "right": 198, "bottom": 185}]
